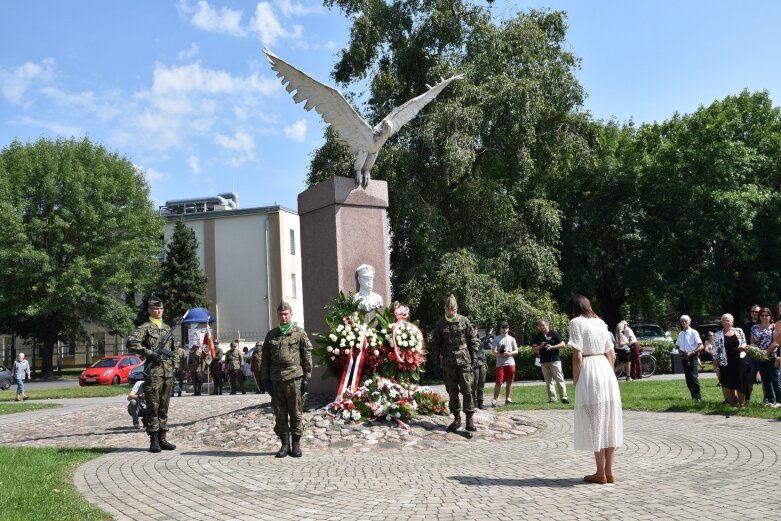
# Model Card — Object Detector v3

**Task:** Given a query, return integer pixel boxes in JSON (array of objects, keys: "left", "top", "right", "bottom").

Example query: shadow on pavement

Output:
[
  {"left": 448, "top": 476, "right": 582, "bottom": 488},
  {"left": 179, "top": 449, "right": 275, "bottom": 457}
]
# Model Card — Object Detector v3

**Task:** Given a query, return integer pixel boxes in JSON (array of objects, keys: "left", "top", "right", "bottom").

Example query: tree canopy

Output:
[
  {"left": 310, "top": 2, "right": 585, "bottom": 331},
  {"left": 0, "top": 137, "right": 163, "bottom": 376},
  {"left": 158, "top": 219, "right": 210, "bottom": 324}
]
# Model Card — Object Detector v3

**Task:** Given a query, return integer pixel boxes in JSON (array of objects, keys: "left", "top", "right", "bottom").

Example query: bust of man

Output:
[{"left": 353, "top": 264, "right": 384, "bottom": 312}]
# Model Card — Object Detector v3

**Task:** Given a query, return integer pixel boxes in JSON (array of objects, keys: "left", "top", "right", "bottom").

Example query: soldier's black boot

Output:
[
  {"left": 149, "top": 432, "right": 161, "bottom": 453},
  {"left": 275, "top": 435, "right": 290, "bottom": 458},
  {"left": 158, "top": 431, "right": 176, "bottom": 450},
  {"left": 447, "top": 413, "right": 462, "bottom": 432},
  {"left": 477, "top": 400, "right": 485, "bottom": 410},
  {"left": 465, "top": 412, "right": 477, "bottom": 432},
  {"left": 290, "top": 435, "right": 302, "bottom": 457}
]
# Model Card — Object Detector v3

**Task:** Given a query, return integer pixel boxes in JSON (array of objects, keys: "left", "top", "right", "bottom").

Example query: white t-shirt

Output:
[
  {"left": 492, "top": 334, "right": 518, "bottom": 367},
  {"left": 130, "top": 381, "right": 144, "bottom": 395}
]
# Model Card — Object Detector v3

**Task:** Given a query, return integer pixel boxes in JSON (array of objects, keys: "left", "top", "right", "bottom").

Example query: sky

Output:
[{"left": 1, "top": 1, "right": 779, "bottom": 211}]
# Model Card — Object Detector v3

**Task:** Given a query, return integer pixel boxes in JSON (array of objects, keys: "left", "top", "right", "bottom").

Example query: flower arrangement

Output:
[
  {"left": 326, "top": 375, "right": 448, "bottom": 426},
  {"left": 312, "top": 292, "right": 381, "bottom": 380},
  {"left": 745, "top": 345, "right": 769, "bottom": 361},
  {"left": 375, "top": 303, "right": 427, "bottom": 382}
]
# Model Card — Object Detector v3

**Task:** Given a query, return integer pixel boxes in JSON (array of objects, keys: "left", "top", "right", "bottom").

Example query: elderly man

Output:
[
  {"left": 676, "top": 315, "right": 703, "bottom": 402},
  {"left": 261, "top": 301, "right": 313, "bottom": 458},
  {"left": 12, "top": 353, "right": 31, "bottom": 401},
  {"left": 431, "top": 295, "right": 479, "bottom": 433},
  {"left": 127, "top": 297, "right": 177, "bottom": 453}
]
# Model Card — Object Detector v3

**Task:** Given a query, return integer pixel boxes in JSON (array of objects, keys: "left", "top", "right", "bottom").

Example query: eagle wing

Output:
[
  {"left": 380, "top": 75, "right": 463, "bottom": 136},
  {"left": 264, "top": 48, "right": 374, "bottom": 153}
]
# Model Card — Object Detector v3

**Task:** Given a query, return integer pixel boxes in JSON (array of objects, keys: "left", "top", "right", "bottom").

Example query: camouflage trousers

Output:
[
  {"left": 472, "top": 364, "right": 486, "bottom": 404},
  {"left": 271, "top": 379, "right": 303, "bottom": 437},
  {"left": 144, "top": 374, "right": 173, "bottom": 432},
  {"left": 443, "top": 364, "right": 475, "bottom": 414}
]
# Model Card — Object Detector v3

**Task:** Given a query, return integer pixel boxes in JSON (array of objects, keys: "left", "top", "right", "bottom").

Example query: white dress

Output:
[{"left": 568, "top": 316, "right": 623, "bottom": 451}]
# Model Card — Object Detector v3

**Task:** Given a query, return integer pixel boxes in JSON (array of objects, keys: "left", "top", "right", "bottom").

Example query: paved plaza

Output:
[{"left": 1, "top": 388, "right": 777, "bottom": 521}]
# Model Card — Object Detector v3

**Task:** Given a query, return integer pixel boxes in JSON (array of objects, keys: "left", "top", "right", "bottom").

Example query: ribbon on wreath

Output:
[
  {"left": 336, "top": 324, "right": 368, "bottom": 397},
  {"left": 388, "top": 302, "right": 424, "bottom": 369}
]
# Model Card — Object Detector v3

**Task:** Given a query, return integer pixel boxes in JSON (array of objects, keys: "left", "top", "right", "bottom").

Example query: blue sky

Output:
[{"left": 1, "top": 1, "right": 779, "bottom": 210}]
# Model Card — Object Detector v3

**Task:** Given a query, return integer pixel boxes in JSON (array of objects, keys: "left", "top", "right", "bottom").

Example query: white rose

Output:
[
  {"left": 342, "top": 410, "right": 350, "bottom": 420},
  {"left": 395, "top": 412, "right": 401, "bottom": 418},
  {"left": 327, "top": 346, "right": 333, "bottom": 353},
  {"left": 385, "top": 414, "right": 392, "bottom": 421},
  {"left": 373, "top": 350, "right": 380, "bottom": 356},
  {"left": 401, "top": 333, "right": 408, "bottom": 340},
  {"left": 364, "top": 379, "right": 372, "bottom": 386},
  {"left": 340, "top": 339, "right": 346, "bottom": 347},
  {"left": 336, "top": 324, "right": 344, "bottom": 332},
  {"left": 351, "top": 410, "right": 361, "bottom": 421},
  {"left": 349, "top": 341, "right": 355, "bottom": 347},
  {"left": 381, "top": 329, "right": 387, "bottom": 334},
  {"left": 329, "top": 333, "right": 338, "bottom": 342},
  {"left": 330, "top": 355, "right": 335, "bottom": 360}
]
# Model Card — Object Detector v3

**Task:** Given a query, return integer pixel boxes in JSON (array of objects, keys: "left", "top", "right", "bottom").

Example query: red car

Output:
[{"left": 79, "top": 355, "right": 143, "bottom": 386}]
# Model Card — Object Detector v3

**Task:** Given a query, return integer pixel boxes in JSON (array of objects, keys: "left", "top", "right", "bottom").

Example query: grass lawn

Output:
[
  {"left": 489, "top": 378, "right": 781, "bottom": 419},
  {"left": 0, "top": 403, "right": 60, "bottom": 415},
  {"left": 0, "top": 447, "right": 110, "bottom": 521},
  {"left": 0, "top": 385, "right": 131, "bottom": 402}
]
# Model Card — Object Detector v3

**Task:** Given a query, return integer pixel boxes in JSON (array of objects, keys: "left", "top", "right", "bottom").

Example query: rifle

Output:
[{"left": 152, "top": 310, "right": 190, "bottom": 360}]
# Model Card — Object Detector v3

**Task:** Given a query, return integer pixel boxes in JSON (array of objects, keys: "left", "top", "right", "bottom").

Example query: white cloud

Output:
[
  {"left": 144, "top": 62, "right": 278, "bottom": 97},
  {"left": 233, "top": 105, "right": 249, "bottom": 120},
  {"left": 283, "top": 119, "right": 307, "bottom": 142},
  {"left": 179, "top": 0, "right": 245, "bottom": 36},
  {"left": 0, "top": 58, "right": 55, "bottom": 105},
  {"left": 135, "top": 164, "right": 165, "bottom": 184},
  {"left": 178, "top": 42, "right": 200, "bottom": 61},
  {"left": 188, "top": 154, "right": 202, "bottom": 173},
  {"left": 275, "top": 0, "right": 323, "bottom": 18},
  {"left": 10, "top": 115, "right": 81, "bottom": 137},
  {"left": 215, "top": 130, "right": 254, "bottom": 151},
  {"left": 250, "top": 2, "right": 287, "bottom": 46},
  {"left": 38, "top": 86, "right": 121, "bottom": 121}
]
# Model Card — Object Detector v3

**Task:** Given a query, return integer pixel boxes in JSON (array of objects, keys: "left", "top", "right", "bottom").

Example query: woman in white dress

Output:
[{"left": 567, "top": 294, "right": 623, "bottom": 484}]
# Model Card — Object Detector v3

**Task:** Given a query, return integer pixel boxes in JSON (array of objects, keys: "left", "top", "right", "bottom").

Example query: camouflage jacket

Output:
[
  {"left": 172, "top": 347, "right": 188, "bottom": 372},
  {"left": 250, "top": 349, "right": 262, "bottom": 372},
  {"left": 225, "top": 348, "right": 244, "bottom": 370},
  {"left": 127, "top": 320, "right": 175, "bottom": 377},
  {"left": 187, "top": 350, "right": 204, "bottom": 373},
  {"left": 431, "top": 314, "right": 479, "bottom": 368},
  {"left": 260, "top": 326, "right": 313, "bottom": 382}
]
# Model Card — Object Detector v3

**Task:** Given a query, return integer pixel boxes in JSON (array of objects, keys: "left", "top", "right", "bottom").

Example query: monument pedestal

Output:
[{"left": 298, "top": 176, "right": 390, "bottom": 395}]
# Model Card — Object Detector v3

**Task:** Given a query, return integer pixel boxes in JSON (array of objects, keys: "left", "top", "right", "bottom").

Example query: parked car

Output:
[
  {"left": 0, "top": 365, "right": 12, "bottom": 390},
  {"left": 694, "top": 323, "right": 721, "bottom": 339},
  {"left": 79, "top": 355, "right": 142, "bottom": 386},
  {"left": 628, "top": 323, "right": 673, "bottom": 343},
  {"left": 128, "top": 363, "right": 145, "bottom": 385}
]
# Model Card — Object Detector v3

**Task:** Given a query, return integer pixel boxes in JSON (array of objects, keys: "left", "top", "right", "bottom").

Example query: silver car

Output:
[{"left": 629, "top": 323, "right": 673, "bottom": 343}]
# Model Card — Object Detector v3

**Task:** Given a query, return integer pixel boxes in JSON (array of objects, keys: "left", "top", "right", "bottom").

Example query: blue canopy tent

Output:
[{"left": 181, "top": 307, "right": 214, "bottom": 324}]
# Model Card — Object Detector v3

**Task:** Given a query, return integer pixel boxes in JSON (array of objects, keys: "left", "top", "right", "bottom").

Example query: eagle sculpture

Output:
[{"left": 264, "top": 48, "right": 463, "bottom": 187}]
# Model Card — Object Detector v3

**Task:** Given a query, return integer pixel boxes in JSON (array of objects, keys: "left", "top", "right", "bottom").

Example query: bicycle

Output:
[{"left": 615, "top": 351, "right": 657, "bottom": 379}]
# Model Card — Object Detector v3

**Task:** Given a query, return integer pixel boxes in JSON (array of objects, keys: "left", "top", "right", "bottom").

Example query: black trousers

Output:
[
  {"left": 229, "top": 369, "right": 245, "bottom": 393},
  {"left": 682, "top": 354, "right": 701, "bottom": 399}
]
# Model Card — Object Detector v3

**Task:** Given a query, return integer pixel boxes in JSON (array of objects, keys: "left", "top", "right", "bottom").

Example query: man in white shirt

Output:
[
  {"left": 676, "top": 315, "right": 703, "bottom": 402},
  {"left": 491, "top": 321, "right": 518, "bottom": 407},
  {"left": 127, "top": 380, "right": 147, "bottom": 429}
]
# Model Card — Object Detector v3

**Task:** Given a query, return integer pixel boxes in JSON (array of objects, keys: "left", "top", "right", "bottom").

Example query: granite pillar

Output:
[{"left": 298, "top": 176, "right": 390, "bottom": 395}]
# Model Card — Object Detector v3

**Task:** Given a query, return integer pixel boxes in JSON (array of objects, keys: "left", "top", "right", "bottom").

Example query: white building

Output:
[{"left": 161, "top": 193, "right": 304, "bottom": 345}]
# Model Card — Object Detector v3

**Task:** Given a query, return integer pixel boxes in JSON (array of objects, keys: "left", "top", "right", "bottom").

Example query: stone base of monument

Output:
[{"left": 298, "top": 176, "right": 391, "bottom": 396}]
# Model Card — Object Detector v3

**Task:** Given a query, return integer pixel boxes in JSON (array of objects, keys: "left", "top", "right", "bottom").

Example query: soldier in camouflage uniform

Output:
[
  {"left": 261, "top": 301, "right": 313, "bottom": 458},
  {"left": 170, "top": 342, "right": 187, "bottom": 397},
  {"left": 251, "top": 341, "right": 264, "bottom": 394},
  {"left": 187, "top": 345, "right": 204, "bottom": 396},
  {"left": 226, "top": 341, "right": 246, "bottom": 394},
  {"left": 431, "top": 295, "right": 479, "bottom": 432},
  {"left": 127, "top": 297, "right": 177, "bottom": 453}
]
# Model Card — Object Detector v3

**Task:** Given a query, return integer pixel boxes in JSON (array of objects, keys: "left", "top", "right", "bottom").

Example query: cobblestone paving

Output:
[{"left": 3, "top": 393, "right": 778, "bottom": 520}]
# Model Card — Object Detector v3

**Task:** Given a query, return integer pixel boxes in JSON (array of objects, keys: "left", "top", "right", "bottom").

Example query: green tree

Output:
[
  {"left": 635, "top": 90, "right": 781, "bottom": 320},
  {"left": 157, "top": 219, "right": 210, "bottom": 323},
  {"left": 558, "top": 120, "right": 645, "bottom": 328},
  {"left": 0, "top": 137, "right": 163, "bottom": 377},
  {"left": 309, "top": 3, "right": 589, "bottom": 335}
]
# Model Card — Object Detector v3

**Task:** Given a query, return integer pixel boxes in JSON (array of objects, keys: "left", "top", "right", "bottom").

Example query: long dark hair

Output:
[{"left": 566, "top": 294, "right": 598, "bottom": 319}]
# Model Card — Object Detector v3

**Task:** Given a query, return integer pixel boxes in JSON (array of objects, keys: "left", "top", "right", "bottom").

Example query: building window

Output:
[
  {"left": 291, "top": 273, "right": 297, "bottom": 299},
  {"left": 290, "top": 229, "right": 295, "bottom": 255},
  {"left": 95, "top": 334, "right": 106, "bottom": 356},
  {"left": 67, "top": 341, "right": 76, "bottom": 356}
]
